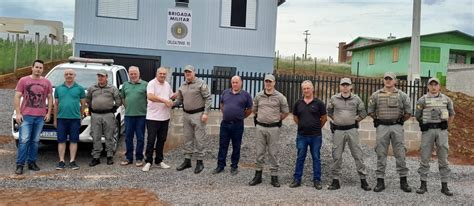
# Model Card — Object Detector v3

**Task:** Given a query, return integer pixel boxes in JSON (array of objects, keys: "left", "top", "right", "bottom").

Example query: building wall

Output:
[
  {"left": 446, "top": 64, "right": 474, "bottom": 96},
  {"left": 74, "top": 0, "right": 278, "bottom": 59},
  {"left": 166, "top": 110, "right": 423, "bottom": 155},
  {"left": 75, "top": 43, "right": 274, "bottom": 73},
  {"left": 351, "top": 39, "right": 474, "bottom": 77}
]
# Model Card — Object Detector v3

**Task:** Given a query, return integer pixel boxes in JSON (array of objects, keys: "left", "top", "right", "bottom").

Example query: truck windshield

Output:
[{"left": 47, "top": 67, "right": 113, "bottom": 88}]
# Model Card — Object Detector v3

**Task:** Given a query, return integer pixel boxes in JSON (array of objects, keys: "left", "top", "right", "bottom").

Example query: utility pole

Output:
[
  {"left": 408, "top": 0, "right": 421, "bottom": 82},
  {"left": 303, "top": 30, "right": 311, "bottom": 60}
]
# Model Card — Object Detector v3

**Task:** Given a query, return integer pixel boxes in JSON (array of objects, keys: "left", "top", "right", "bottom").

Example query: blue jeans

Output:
[
  {"left": 16, "top": 115, "right": 45, "bottom": 166},
  {"left": 293, "top": 134, "right": 323, "bottom": 182},
  {"left": 124, "top": 116, "right": 146, "bottom": 161},
  {"left": 217, "top": 120, "right": 244, "bottom": 169}
]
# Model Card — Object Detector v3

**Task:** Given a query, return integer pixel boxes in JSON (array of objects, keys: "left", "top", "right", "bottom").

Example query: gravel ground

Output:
[{"left": 0, "top": 88, "right": 473, "bottom": 205}]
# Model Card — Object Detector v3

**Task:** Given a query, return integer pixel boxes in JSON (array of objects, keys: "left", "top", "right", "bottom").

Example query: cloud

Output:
[
  {"left": 453, "top": 12, "right": 474, "bottom": 35},
  {"left": 423, "top": 0, "right": 445, "bottom": 5}
]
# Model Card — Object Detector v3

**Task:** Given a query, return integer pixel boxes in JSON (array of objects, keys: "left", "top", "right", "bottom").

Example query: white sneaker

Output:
[
  {"left": 142, "top": 163, "right": 151, "bottom": 172},
  {"left": 159, "top": 162, "right": 171, "bottom": 169}
]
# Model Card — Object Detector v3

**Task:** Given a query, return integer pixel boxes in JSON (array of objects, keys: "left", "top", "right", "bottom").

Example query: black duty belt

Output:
[
  {"left": 424, "top": 122, "right": 448, "bottom": 130},
  {"left": 183, "top": 107, "right": 205, "bottom": 114},
  {"left": 378, "top": 119, "right": 401, "bottom": 126},
  {"left": 256, "top": 121, "right": 281, "bottom": 128},
  {"left": 332, "top": 123, "right": 358, "bottom": 131},
  {"left": 91, "top": 108, "right": 115, "bottom": 114}
]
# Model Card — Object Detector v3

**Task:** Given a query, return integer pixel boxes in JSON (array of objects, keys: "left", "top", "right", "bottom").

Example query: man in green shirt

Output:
[
  {"left": 54, "top": 69, "right": 86, "bottom": 170},
  {"left": 120, "top": 66, "right": 148, "bottom": 166}
]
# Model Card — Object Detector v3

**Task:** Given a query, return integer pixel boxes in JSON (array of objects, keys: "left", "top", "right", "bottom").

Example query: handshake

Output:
[{"left": 164, "top": 99, "right": 174, "bottom": 108}]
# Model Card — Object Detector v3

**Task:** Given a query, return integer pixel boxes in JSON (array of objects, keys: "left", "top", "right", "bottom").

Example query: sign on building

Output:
[{"left": 167, "top": 8, "right": 192, "bottom": 47}]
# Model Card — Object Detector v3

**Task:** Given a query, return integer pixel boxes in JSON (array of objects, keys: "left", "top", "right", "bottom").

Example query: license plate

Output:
[{"left": 41, "top": 131, "right": 57, "bottom": 138}]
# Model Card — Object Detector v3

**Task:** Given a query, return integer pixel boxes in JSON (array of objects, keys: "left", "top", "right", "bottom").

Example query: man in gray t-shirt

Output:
[
  {"left": 326, "top": 78, "right": 370, "bottom": 191},
  {"left": 174, "top": 65, "right": 212, "bottom": 174},
  {"left": 248, "top": 74, "right": 289, "bottom": 188},
  {"left": 86, "top": 69, "right": 122, "bottom": 167}
]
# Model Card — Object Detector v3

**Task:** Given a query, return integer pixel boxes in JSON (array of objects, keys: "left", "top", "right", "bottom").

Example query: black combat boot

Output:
[
  {"left": 249, "top": 170, "right": 262, "bottom": 186},
  {"left": 89, "top": 158, "right": 101, "bottom": 167},
  {"left": 271, "top": 176, "right": 280, "bottom": 187},
  {"left": 441, "top": 182, "right": 453, "bottom": 196},
  {"left": 373, "top": 178, "right": 385, "bottom": 192},
  {"left": 416, "top": 180, "right": 427, "bottom": 194},
  {"left": 15, "top": 165, "right": 24, "bottom": 175},
  {"left": 361, "top": 179, "right": 371, "bottom": 191},
  {"left": 327, "top": 179, "right": 341, "bottom": 190},
  {"left": 400, "top": 176, "right": 412, "bottom": 193},
  {"left": 194, "top": 160, "right": 204, "bottom": 174},
  {"left": 176, "top": 158, "right": 192, "bottom": 171}
]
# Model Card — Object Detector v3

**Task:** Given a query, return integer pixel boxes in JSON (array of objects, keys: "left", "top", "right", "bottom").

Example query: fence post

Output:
[
  {"left": 314, "top": 57, "right": 317, "bottom": 77},
  {"left": 49, "top": 35, "right": 54, "bottom": 62},
  {"left": 293, "top": 54, "right": 296, "bottom": 75},
  {"left": 14, "top": 33, "right": 19, "bottom": 75},
  {"left": 276, "top": 51, "right": 279, "bottom": 72},
  {"left": 35, "top": 32, "right": 39, "bottom": 59}
]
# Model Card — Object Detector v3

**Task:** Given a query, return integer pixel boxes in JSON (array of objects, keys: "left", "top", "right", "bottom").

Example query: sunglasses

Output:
[
  {"left": 384, "top": 77, "right": 393, "bottom": 81},
  {"left": 264, "top": 80, "right": 273, "bottom": 83}
]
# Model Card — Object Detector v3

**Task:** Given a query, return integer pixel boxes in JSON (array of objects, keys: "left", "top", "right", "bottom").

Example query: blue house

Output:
[{"left": 74, "top": 0, "right": 285, "bottom": 80}]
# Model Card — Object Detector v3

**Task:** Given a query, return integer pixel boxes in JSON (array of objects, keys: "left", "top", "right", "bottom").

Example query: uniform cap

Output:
[
  {"left": 264, "top": 74, "right": 275, "bottom": 82},
  {"left": 340, "top": 78, "right": 352, "bottom": 85},
  {"left": 184, "top": 65, "right": 195, "bottom": 72},
  {"left": 428, "top": 77, "right": 440, "bottom": 84},
  {"left": 384, "top": 72, "right": 396, "bottom": 80},
  {"left": 97, "top": 69, "right": 107, "bottom": 76}
]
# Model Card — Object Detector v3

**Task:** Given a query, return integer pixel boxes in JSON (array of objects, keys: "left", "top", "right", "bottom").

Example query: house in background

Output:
[
  {"left": 346, "top": 30, "right": 474, "bottom": 82},
  {"left": 338, "top": 36, "right": 387, "bottom": 64},
  {"left": 74, "top": 0, "right": 285, "bottom": 81}
]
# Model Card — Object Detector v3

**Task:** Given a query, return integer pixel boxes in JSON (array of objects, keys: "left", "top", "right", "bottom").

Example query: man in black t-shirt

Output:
[{"left": 289, "top": 80, "right": 327, "bottom": 190}]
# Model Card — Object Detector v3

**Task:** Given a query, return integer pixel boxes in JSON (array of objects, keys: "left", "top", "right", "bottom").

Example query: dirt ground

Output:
[{"left": 0, "top": 188, "right": 165, "bottom": 206}]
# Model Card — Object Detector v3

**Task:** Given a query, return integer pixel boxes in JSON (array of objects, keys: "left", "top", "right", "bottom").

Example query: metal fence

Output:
[{"left": 171, "top": 68, "right": 428, "bottom": 114}]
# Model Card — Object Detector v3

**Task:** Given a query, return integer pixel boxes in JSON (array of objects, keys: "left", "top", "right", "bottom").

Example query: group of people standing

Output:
[{"left": 13, "top": 59, "right": 455, "bottom": 196}]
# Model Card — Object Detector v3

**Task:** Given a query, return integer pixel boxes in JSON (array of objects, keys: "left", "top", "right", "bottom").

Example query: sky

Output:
[{"left": 0, "top": 0, "right": 472, "bottom": 61}]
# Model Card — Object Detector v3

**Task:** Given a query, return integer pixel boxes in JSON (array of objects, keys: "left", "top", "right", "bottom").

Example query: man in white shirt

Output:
[{"left": 142, "top": 67, "right": 175, "bottom": 171}]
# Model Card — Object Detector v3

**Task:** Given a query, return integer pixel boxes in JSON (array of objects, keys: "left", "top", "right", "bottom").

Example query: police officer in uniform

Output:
[
  {"left": 87, "top": 69, "right": 122, "bottom": 166},
  {"left": 327, "top": 78, "right": 371, "bottom": 191},
  {"left": 249, "top": 74, "right": 289, "bottom": 187},
  {"left": 368, "top": 72, "right": 412, "bottom": 193},
  {"left": 415, "top": 77, "right": 455, "bottom": 196},
  {"left": 174, "top": 65, "right": 212, "bottom": 174}
]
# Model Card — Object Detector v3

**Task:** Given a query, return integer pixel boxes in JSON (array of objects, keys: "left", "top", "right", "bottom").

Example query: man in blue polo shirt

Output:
[
  {"left": 54, "top": 69, "right": 86, "bottom": 170},
  {"left": 212, "top": 76, "right": 252, "bottom": 175}
]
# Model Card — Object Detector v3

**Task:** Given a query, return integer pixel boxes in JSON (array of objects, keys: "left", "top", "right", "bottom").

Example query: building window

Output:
[
  {"left": 392, "top": 47, "right": 399, "bottom": 62},
  {"left": 211, "top": 66, "right": 237, "bottom": 94},
  {"left": 420, "top": 46, "right": 440, "bottom": 63},
  {"left": 97, "top": 0, "right": 138, "bottom": 20},
  {"left": 221, "top": 0, "right": 257, "bottom": 29},
  {"left": 369, "top": 48, "right": 375, "bottom": 65},
  {"left": 449, "top": 52, "right": 466, "bottom": 64},
  {"left": 176, "top": 0, "right": 189, "bottom": 7}
]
